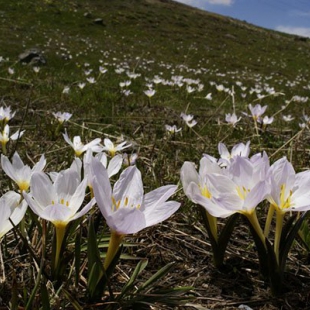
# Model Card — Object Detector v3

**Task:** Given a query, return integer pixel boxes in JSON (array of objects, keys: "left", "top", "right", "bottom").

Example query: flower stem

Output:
[
  {"left": 54, "top": 224, "right": 66, "bottom": 270},
  {"left": 274, "top": 211, "right": 284, "bottom": 264},
  {"left": 246, "top": 211, "right": 266, "bottom": 248},
  {"left": 206, "top": 212, "right": 218, "bottom": 242},
  {"left": 104, "top": 231, "right": 124, "bottom": 270},
  {"left": 264, "top": 204, "right": 275, "bottom": 237}
]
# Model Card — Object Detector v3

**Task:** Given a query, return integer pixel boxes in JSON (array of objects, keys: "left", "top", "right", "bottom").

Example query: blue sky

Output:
[{"left": 174, "top": 0, "right": 310, "bottom": 37}]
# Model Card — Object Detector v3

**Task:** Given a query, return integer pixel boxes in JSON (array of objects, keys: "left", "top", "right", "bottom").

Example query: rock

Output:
[
  {"left": 18, "top": 48, "right": 46, "bottom": 65},
  {"left": 225, "top": 33, "right": 237, "bottom": 40},
  {"left": 84, "top": 12, "right": 92, "bottom": 18},
  {"left": 93, "top": 18, "right": 106, "bottom": 26}
]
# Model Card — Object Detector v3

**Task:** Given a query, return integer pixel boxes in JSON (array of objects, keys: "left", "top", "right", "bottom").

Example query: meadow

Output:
[{"left": 1, "top": 0, "right": 310, "bottom": 309}]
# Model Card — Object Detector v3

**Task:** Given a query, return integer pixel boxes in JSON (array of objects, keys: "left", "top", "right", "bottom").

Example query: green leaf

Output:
[
  {"left": 280, "top": 212, "right": 308, "bottom": 272},
  {"left": 119, "top": 259, "right": 148, "bottom": 299},
  {"left": 87, "top": 217, "right": 105, "bottom": 300},
  {"left": 246, "top": 216, "right": 269, "bottom": 278},
  {"left": 136, "top": 262, "right": 175, "bottom": 293},
  {"left": 265, "top": 238, "right": 283, "bottom": 296},
  {"left": 280, "top": 213, "right": 297, "bottom": 246},
  {"left": 40, "top": 281, "right": 51, "bottom": 310},
  {"left": 75, "top": 227, "right": 82, "bottom": 287}
]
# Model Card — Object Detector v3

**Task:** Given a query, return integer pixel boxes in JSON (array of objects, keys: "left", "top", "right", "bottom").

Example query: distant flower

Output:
[
  {"left": 282, "top": 115, "right": 294, "bottom": 122},
  {"left": 123, "top": 153, "right": 138, "bottom": 166},
  {"left": 86, "top": 77, "right": 96, "bottom": 84},
  {"left": 115, "top": 68, "right": 125, "bottom": 74},
  {"left": 0, "top": 191, "right": 28, "bottom": 239},
  {"left": 84, "top": 69, "right": 92, "bottom": 76},
  {"left": 225, "top": 113, "right": 241, "bottom": 127},
  {"left": 8, "top": 68, "right": 14, "bottom": 75},
  {"left": 52, "top": 112, "right": 72, "bottom": 124},
  {"left": 62, "top": 86, "right": 70, "bottom": 94},
  {"left": 165, "top": 124, "right": 182, "bottom": 134},
  {"left": 0, "top": 106, "right": 16, "bottom": 123},
  {"left": 63, "top": 131, "right": 102, "bottom": 157},
  {"left": 144, "top": 89, "right": 155, "bottom": 98},
  {"left": 119, "top": 80, "right": 131, "bottom": 88},
  {"left": 99, "top": 66, "right": 107, "bottom": 74},
  {"left": 246, "top": 103, "right": 267, "bottom": 121},
  {"left": 121, "top": 89, "right": 132, "bottom": 96},
  {"left": 205, "top": 93, "right": 212, "bottom": 100},
  {"left": 153, "top": 76, "right": 162, "bottom": 84},
  {"left": 180, "top": 112, "right": 197, "bottom": 128},
  {"left": 127, "top": 72, "right": 141, "bottom": 79},
  {"left": 0, "top": 125, "right": 25, "bottom": 148},
  {"left": 33, "top": 66, "right": 40, "bottom": 73},
  {"left": 216, "top": 84, "right": 224, "bottom": 92},
  {"left": 186, "top": 85, "right": 195, "bottom": 94},
  {"left": 102, "top": 138, "right": 131, "bottom": 157},
  {"left": 78, "top": 82, "right": 86, "bottom": 90},
  {"left": 1, "top": 152, "right": 46, "bottom": 192},
  {"left": 83, "top": 149, "right": 123, "bottom": 189},
  {"left": 258, "top": 115, "right": 274, "bottom": 125}
]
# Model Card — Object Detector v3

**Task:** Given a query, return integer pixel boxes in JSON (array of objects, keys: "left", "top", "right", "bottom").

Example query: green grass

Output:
[{"left": 1, "top": 0, "right": 310, "bottom": 308}]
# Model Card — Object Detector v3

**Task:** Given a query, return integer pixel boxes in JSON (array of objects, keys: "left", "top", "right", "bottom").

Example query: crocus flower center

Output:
[
  {"left": 279, "top": 184, "right": 292, "bottom": 210},
  {"left": 18, "top": 181, "right": 30, "bottom": 192},
  {"left": 200, "top": 185, "right": 211, "bottom": 199},
  {"left": 52, "top": 198, "right": 70, "bottom": 207},
  {"left": 111, "top": 196, "right": 140, "bottom": 211},
  {"left": 236, "top": 186, "right": 250, "bottom": 200}
]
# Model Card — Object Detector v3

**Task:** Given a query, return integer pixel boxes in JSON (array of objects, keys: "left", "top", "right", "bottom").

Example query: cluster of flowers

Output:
[{"left": 181, "top": 141, "right": 310, "bottom": 293}]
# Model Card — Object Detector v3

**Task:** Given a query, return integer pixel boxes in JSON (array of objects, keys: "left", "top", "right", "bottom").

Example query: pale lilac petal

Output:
[
  {"left": 70, "top": 197, "right": 96, "bottom": 221},
  {"left": 144, "top": 201, "right": 180, "bottom": 227},
  {"left": 23, "top": 191, "right": 46, "bottom": 214},
  {"left": 180, "top": 162, "right": 199, "bottom": 196},
  {"left": 1, "top": 154, "right": 18, "bottom": 183},
  {"left": 143, "top": 185, "right": 178, "bottom": 212},
  {"left": 244, "top": 181, "right": 269, "bottom": 212},
  {"left": 69, "top": 178, "right": 88, "bottom": 214},
  {"left": 63, "top": 131, "right": 74, "bottom": 147},
  {"left": 107, "top": 154, "right": 123, "bottom": 177},
  {"left": 55, "top": 169, "right": 80, "bottom": 198},
  {"left": 91, "top": 157, "right": 112, "bottom": 218},
  {"left": 32, "top": 154, "right": 46, "bottom": 173},
  {"left": 30, "top": 172, "right": 55, "bottom": 206},
  {"left": 39, "top": 204, "right": 73, "bottom": 223},
  {"left": 113, "top": 166, "right": 143, "bottom": 205},
  {"left": 107, "top": 208, "right": 146, "bottom": 234}
]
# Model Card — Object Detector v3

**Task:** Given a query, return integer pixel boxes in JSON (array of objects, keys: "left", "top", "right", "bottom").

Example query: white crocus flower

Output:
[
  {"left": 102, "top": 138, "right": 131, "bottom": 157},
  {"left": 0, "top": 125, "right": 24, "bottom": 147},
  {"left": 52, "top": 112, "right": 72, "bottom": 123},
  {"left": 0, "top": 191, "right": 28, "bottom": 239},
  {"left": 180, "top": 112, "right": 197, "bottom": 128},
  {"left": 144, "top": 89, "right": 155, "bottom": 98},
  {"left": 83, "top": 149, "right": 123, "bottom": 189},
  {"left": 217, "top": 141, "right": 251, "bottom": 167},
  {"left": 23, "top": 168, "right": 96, "bottom": 267},
  {"left": 91, "top": 158, "right": 180, "bottom": 269},
  {"left": 266, "top": 157, "right": 310, "bottom": 262},
  {"left": 1, "top": 152, "right": 46, "bottom": 192},
  {"left": 165, "top": 124, "right": 182, "bottom": 134},
  {"left": 0, "top": 106, "right": 16, "bottom": 122},
  {"left": 63, "top": 131, "right": 102, "bottom": 157},
  {"left": 225, "top": 113, "right": 241, "bottom": 127}
]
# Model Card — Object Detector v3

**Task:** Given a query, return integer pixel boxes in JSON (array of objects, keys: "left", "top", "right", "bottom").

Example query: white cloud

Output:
[
  {"left": 208, "top": 0, "right": 233, "bottom": 5},
  {"left": 290, "top": 10, "right": 310, "bottom": 17},
  {"left": 276, "top": 26, "right": 310, "bottom": 38},
  {"left": 175, "top": 0, "right": 233, "bottom": 7}
]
